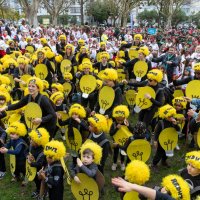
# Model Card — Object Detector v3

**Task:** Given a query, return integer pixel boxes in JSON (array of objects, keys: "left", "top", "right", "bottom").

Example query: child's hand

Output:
[
  {"left": 122, "top": 79, "right": 128, "bottom": 84},
  {"left": 56, "top": 112, "right": 62, "bottom": 119},
  {"left": 74, "top": 118, "right": 81, "bottom": 123},
  {"left": 77, "top": 158, "right": 83, "bottom": 167},
  {"left": 32, "top": 118, "right": 42, "bottom": 125},
  {"left": 40, "top": 172, "right": 46, "bottom": 180},
  {"left": 74, "top": 176, "right": 81, "bottom": 184},
  {"left": 144, "top": 93, "right": 151, "bottom": 99},
  {"left": 124, "top": 119, "right": 129, "bottom": 126},
  {"left": 187, "top": 109, "right": 195, "bottom": 117},
  {"left": 184, "top": 97, "right": 192, "bottom": 102},
  {"left": 90, "top": 111, "right": 96, "bottom": 116},
  {"left": 0, "top": 147, "right": 8, "bottom": 153},
  {"left": 117, "top": 124, "right": 121, "bottom": 129}
]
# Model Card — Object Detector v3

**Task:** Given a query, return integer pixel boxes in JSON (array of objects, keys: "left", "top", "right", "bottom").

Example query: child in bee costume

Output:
[
  {"left": 38, "top": 140, "right": 66, "bottom": 200},
  {"left": 152, "top": 104, "right": 180, "bottom": 169},
  {"left": 110, "top": 105, "right": 134, "bottom": 171},
  {"left": 181, "top": 151, "right": 200, "bottom": 199},
  {"left": 27, "top": 128, "right": 50, "bottom": 199}
]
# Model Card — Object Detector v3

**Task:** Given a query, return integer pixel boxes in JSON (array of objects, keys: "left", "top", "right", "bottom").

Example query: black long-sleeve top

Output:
[
  {"left": 154, "top": 119, "right": 180, "bottom": 141},
  {"left": 93, "top": 62, "right": 113, "bottom": 72},
  {"left": 7, "top": 93, "right": 57, "bottom": 135},
  {"left": 173, "top": 75, "right": 197, "bottom": 86},
  {"left": 123, "top": 58, "right": 152, "bottom": 80}
]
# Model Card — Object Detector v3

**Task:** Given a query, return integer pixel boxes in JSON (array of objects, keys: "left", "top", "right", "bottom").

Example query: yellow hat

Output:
[
  {"left": 63, "top": 72, "right": 73, "bottom": 80},
  {"left": 113, "top": 105, "right": 130, "bottom": 118},
  {"left": 1, "top": 55, "right": 11, "bottom": 64},
  {"left": 17, "top": 56, "right": 29, "bottom": 65},
  {"left": 138, "top": 46, "right": 150, "bottom": 56},
  {"left": 172, "top": 97, "right": 187, "bottom": 109},
  {"left": 44, "top": 140, "right": 66, "bottom": 160},
  {"left": 65, "top": 44, "right": 75, "bottom": 53},
  {"left": 102, "top": 68, "right": 118, "bottom": 81},
  {"left": 88, "top": 114, "right": 108, "bottom": 132},
  {"left": 0, "top": 84, "right": 12, "bottom": 93},
  {"left": 0, "top": 75, "right": 11, "bottom": 85},
  {"left": 0, "top": 91, "right": 11, "bottom": 103},
  {"left": 117, "top": 51, "right": 125, "bottom": 58},
  {"left": 185, "top": 151, "right": 200, "bottom": 170},
  {"left": 7, "top": 40, "right": 14, "bottom": 45},
  {"left": 55, "top": 54, "right": 63, "bottom": 63},
  {"left": 96, "top": 79, "right": 103, "bottom": 89},
  {"left": 100, "top": 42, "right": 106, "bottom": 47},
  {"left": 80, "top": 46, "right": 88, "bottom": 53},
  {"left": 29, "top": 128, "right": 50, "bottom": 147},
  {"left": 40, "top": 38, "right": 47, "bottom": 44},
  {"left": 134, "top": 34, "right": 143, "bottom": 41},
  {"left": 159, "top": 104, "right": 176, "bottom": 119},
  {"left": 3, "top": 58, "right": 17, "bottom": 69},
  {"left": 125, "top": 160, "right": 150, "bottom": 185},
  {"left": 42, "top": 80, "right": 49, "bottom": 90},
  {"left": 147, "top": 69, "right": 163, "bottom": 83},
  {"left": 37, "top": 48, "right": 46, "bottom": 56},
  {"left": 51, "top": 83, "right": 64, "bottom": 92},
  {"left": 50, "top": 91, "right": 64, "bottom": 104},
  {"left": 162, "top": 175, "right": 190, "bottom": 200},
  {"left": 121, "top": 41, "right": 127, "bottom": 45},
  {"left": 78, "top": 39, "right": 85, "bottom": 45},
  {"left": 69, "top": 103, "right": 86, "bottom": 118},
  {"left": 7, "top": 121, "right": 27, "bottom": 137},
  {"left": 80, "top": 140, "right": 102, "bottom": 164},
  {"left": 59, "top": 34, "right": 66, "bottom": 41},
  {"left": 100, "top": 51, "right": 110, "bottom": 60},
  {"left": 28, "top": 77, "right": 44, "bottom": 92},
  {"left": 194, "top": 62, "right": 200, "bottom": 71},
  {"left": 81, "top": 61, "right": 93, "bottom": 72},
  {"left": 46, "top": 50, "right": 55, "bottom": 59},
  {"left": 109, "top": 61, "right": 116, "bottom": 68},
  {"left": 26, "top": 37, "right": 32, "bottom": 42}
]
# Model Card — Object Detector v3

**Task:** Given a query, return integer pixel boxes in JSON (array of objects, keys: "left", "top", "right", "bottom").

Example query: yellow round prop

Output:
[
  {"left": 113, "top": 125, "right": 132, "bottom": 146},
  {"left": 133, "top": 61, "right": 148, "bottom": 82},
  {"left": 118, "top": 73, "right": 126, "bottom": 83},
  {"left": 124, "top": 191, "right": 140, "bottom": 200},
  {"left": 24, "top": 102, "right": 42, "bottom": 129},
  {"left": 63, "top": 82, "right": 72, "bottom": 96},
  {"left": 50, "top": 61, "right": 55, "bottom": 72},
  {"left": 80, "top": 75, "right": 96, "bottom": 98},
  {"left": 129, "top": 46, "right": 139, "bottom": 60},
  {"left": 8, "top": 114, "right": 21, "bottom": 126},
  {"left": 71, "top": 173, "right": 99, "bottom": 200},
  {"left": 65, "top": 127, "right": 82, "bottom": 152},
  {"left": 197, "top": 128, "right": 200, "bottom": 148},
  {"left": 159, "top": 128, "right": 178, "bottom": 157},
  {"left": 135, "top": 86, "right": 155, "bottom": 112},
  {"left": 99, "top": 86, "right": 115, "bottom": 114},
  {"left": 127, "top": 139, "right": 151, "bottom": 162},
  {"left": 10, "top": 153, "right": 15, "bottom": 174},
  {"left": 186, "top": 80, "right": 200, "bottom": 98},
  {"left": 26, "top": 160, "right": 37, "bottom": 182},
  {"left": 125, "top": 90, "right": 136, "bottom": 106},
  {"left": 56, "top": 111, "right": 69, "bottom": 129},
  {"left": 61, "top": 59, "right": 72, "bottom": 75},
  {"left": 19, "top": 74, "right": 31, "bottom": 90},
  {"left": 35, "top": 64, "right": 48, "bottom": 80},
  {"left": 25, "top": 46, "right": 35, "bottom": 54},
  {"left": 173, "top": 89, "right": 184, "bottom": 98},
  {"left": 97, "top": 70, "right": 104, "bottom": 80},
  {"left": 4, "top": 74, "right": 15, "bottom": 89},
  {"left": 174, "top": 114, "right": 185, "bottom": 131}
]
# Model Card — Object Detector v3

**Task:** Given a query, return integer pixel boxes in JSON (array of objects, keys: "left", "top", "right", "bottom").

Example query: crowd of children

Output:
[{"left": 0, "top": 25, "right": 199, "bottom": 200}]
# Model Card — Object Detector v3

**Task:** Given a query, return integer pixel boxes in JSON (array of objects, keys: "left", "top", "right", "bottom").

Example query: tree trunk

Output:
[
  {"left": 80, "top": 0, "right": 84, "bottom": 25},
  {"left": 52, "top": 16, "right": 58, "bottom": 26},
  {"left": 166, "top": 0, "right": 173, "bottom": 29}
]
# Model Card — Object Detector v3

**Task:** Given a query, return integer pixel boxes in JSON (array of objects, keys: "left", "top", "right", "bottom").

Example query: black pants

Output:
[
  {"left": 113, "top": 146, "right": 125, "bottom": 164},
  {"left": 153, "top": 142, "right": 167, "bottom": 166},
  {"left": 0, "top": 153, "right": 6, "bottom": 172},
  {"left": 14, "top": 159, "right": 26, "bottom": 178},
  {"left": 34, "top": 174, "right": 41, "bottom": 192}
]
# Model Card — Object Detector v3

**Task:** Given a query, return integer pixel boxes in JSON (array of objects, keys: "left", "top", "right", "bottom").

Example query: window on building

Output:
[{"left": 70, "top": 7, "right": 80, "bottom": 13}]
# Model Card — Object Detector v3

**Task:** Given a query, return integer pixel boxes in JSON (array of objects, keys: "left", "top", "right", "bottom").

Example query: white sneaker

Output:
[
  {"left": 0, "top": 172, "right": 6, "bottom": 179},
  {"left": 120, "top": 163, "right": 125, "bottom": 171},
  {"left": 176, "top": 144, "right": 180, "bottom": 150},
  {"left": 111, "top": 163, "right": 117, "bottom": 171},
  {"left": 62, "top": 136, "right": 66, "bottom": 141}
]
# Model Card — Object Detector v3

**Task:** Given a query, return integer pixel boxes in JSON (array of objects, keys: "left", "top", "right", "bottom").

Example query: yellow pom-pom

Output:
[
  {"left": 88, "top": 114, "right": 108, "bottom": 132},
  {"left": 102, "top": 68, "right": 118, "bottom": 81},
  {"left": 185, "top": 151, "right": 200, "bottom": 170},
  {"left": 147, "top": 69, "right": 163, "bottom": 83},
  {"left": 51, "top": 83, "right": 64, "bottom": 92},
  {"left": 55, "top": 54, "right": 63, "bottom": 63},
  {"left": 172, "top": 97, "right": 187, "bottom": 109},
  {"left": 134, "top": 34, "right": 143, "bottom": 41},
  {"left": 50, "top": 91, "right": 64, "bottom": 104},
  {"left": 28, "top": 77, "right": 44, "bottom": 92},
  {"left": 113, "top": 105, "right": 130, "bottom": 118},
  {"left": 159, "top": 104, "right": 176, "bottom": 119},
  {"left": 138, "top": 46, "right": 150, "bottom": 56},
  {"left": 69, "top": 104, "right": 86, "bottom": 118},
  {"left": 6, "top": 121, "right": 27, "bottom": 137}
]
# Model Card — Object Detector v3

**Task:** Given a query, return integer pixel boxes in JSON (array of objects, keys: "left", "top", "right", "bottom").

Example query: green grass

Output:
[{"left": 0, "top": 114, "right": 191, "bottom": 200}]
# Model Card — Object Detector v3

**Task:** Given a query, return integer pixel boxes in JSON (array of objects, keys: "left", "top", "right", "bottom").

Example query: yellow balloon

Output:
[
  {"left": 159, "top": 128, "right": 178, "bottom": 157},
  {"left": 97, "top": 70, "right": 105, "bottom": 79},
  {"left": 173, "top": 89, "right": 184, "bottom": 98},
  {"left": 71, "top": 173, "right": 99, "bottom": 200},
  {"left": 24, "top": 102, "right": 42, "bottom": 129},
  {"left": 135, "top": 86, "right": 155, "bottom": 110},
  {"left": 186, "top": 80, "right": 200, "bottom": 98},
  {"left": 8, "top": 113, "right": 21, "bottom": 126},
  {"left": 80, "top": 75, "right": 96, "bottom": 98},
  {"left": 99, "top": 86, "right": 115, "bottom": 114},
  {"left": 65, "top": 126, "right": 82, "bottom": 152},
  {"left": 129, "top": 46, "right": 139, "bottom": 60},
  {"left": 10, "top": 153, "right": 16, "bottom": 174},
  {"left": 133, "top": 61, "right": 148, "bottom": 81},
  {"left": 19, "top": 74, "right": 31, "bottom": 90},
  {"left": 63, "top": 82, "right": 72, "bottom": 96},
  {"left": 35, "top": 64, "right": 48, "bottom": 80},
  {"left": 113, "top": 125, "right": 133, "bottom": 146},
  {"left": 26, "top": 160, "right": 37, "bottom": 182},
  {"left": 125, "top": 90, "right": 136, "bottom": 106},
  {"left": 127, "top": 139, "right": 151, "bottom": 162},
  {"left": 25, "top": 46, "right": 35, "bottom": 54},
  {"left": 124, "top": 191, "right": 140, "bottom": 200},
  {"left": 61, "top": 59, "right": 72, "bottom": 75}
]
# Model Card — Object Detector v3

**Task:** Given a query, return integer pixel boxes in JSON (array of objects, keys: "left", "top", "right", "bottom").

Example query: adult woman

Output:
[{"left": 0, "top": 77, "right": 56, "bottom": 138}]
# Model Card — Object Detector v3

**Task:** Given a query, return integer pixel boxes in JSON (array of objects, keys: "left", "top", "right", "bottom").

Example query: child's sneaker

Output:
[
  {"left": 0, "top": 172, "right": 6, "bottom": 179},
  {"left": 31, "top": 191, "right": 39, "bottom": 198},
  {"left": 62, "top": 136, "right": 66, "bottom": 141},
  {"left": 111, "top": 163, "right": 117, "bottom": 171},
  {"left": 175, "top": 144, "right": 180, "bottom": 150},
  {"left": 120, "top": 163, "right": 125, "bottom": 171}
]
